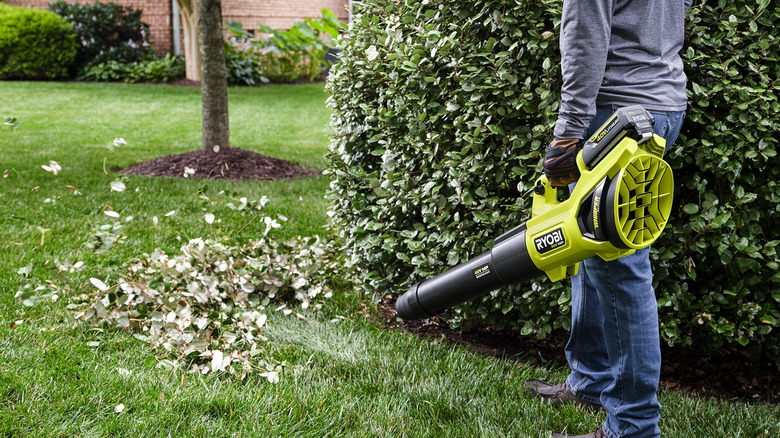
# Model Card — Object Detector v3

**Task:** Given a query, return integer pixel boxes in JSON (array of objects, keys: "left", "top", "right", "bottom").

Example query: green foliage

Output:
[
  {"left": 224, "top": 39, "right": 269, "bottom": 86},
  {"left": 327, "top": 0, "right": 563, "bottom": 331},
  {"left": 326, "top": 0, "right": 780, "bottom": 360},
  {"left": 48, "top": 0, "right": 151, "bottom": 74},
  {"left": 77, "top": 60, "right": 131, "bottom": 82},
  {"left": 656, "top": 0, "right": 780, "bottom": 356},
  {"left": 226, "top": 9, "right": 345, "bottom": 83},
  {"left": 127, "top": 53, "right": 185, "bottom": 82},
  {"left": 78, "top": 54, "right": 185, "bottom": 83},
  {"left": 0, "top": 4, "right": 76, "bottom": 80}
]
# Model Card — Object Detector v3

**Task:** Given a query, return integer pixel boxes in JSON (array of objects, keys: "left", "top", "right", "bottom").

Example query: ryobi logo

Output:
[{"left": 534, "top": 228, "right": 565, "bottom": 254}]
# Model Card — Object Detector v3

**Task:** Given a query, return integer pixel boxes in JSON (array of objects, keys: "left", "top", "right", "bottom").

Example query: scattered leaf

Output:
[
  {"left": 110, "top": 181, "right": 126, "bottom": 192},
  {"left": 41, "top": 161, "right": 62, "bottom": 175},
  {"left": 260, "top": 370, "right": 280, "bottom": 383},
  {"left": 211, "top": 350, "right": 227, "bottom": 372},
  {"left": 90, "top": 277, "right": 110, "bottom": 291},
  {"left": 17, "top": 263, "right": 32, "bottom": 277}
]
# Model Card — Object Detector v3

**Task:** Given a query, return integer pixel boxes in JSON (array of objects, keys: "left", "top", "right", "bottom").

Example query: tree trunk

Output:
[
  {"left": 197, "top": 0, "right": 229, "bottom": 152},
  {"left": 175, "top": 0, "right": 200, "bottom": 81}
]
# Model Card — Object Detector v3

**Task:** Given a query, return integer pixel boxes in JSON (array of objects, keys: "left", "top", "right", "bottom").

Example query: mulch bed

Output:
[
  {"left": 122, "top": 147, "right": 320, "bottom": 180},
  {"left": 379, "top": 298, "right": 780, "bottom": 404}
]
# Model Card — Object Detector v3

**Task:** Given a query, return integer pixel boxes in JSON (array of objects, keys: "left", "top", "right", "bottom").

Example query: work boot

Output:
[
  {"left": 523, "top": 379, "right": 602, "bottom": 411},
  {"left": 552, "top": 426, "right": 607, "bottom": 438}
]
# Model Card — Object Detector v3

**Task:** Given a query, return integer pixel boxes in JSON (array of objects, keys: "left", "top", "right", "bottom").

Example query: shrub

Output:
[
  {"left": 78, "top": 54, "right": 184, "bottom": 83},
  {"left": 656, "top": 0, "right": 780, "bottom": 356},
  {"left": 325, "top": 0, "right": 780, "bottom": 362},
  {"left": 224, "top": 37, "right": 269, "bottom": 86},
  {"left": 48, "top": 0, "right": 151, "bottom": 74},
  {"left": 226, "top": 9, "right": 345, "bottom": 83},
  {"left": 77, "top": 60, "right": 131, "bottom": 82},
  {"left": 126, "top": 54, "right": 184, "bottom": 83},
  {"left": 0, "top": 4, "right": 76, "bottom": 80}
]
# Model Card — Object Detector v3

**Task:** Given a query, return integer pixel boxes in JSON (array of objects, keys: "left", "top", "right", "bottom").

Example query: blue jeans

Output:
[{"left": 565, "top": 105, "right": 685, "bottom": 438}]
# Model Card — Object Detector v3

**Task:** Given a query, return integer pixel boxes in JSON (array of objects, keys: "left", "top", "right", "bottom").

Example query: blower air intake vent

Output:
[{"left": 606, "top": 155, "right": 674, "bottom": 249}]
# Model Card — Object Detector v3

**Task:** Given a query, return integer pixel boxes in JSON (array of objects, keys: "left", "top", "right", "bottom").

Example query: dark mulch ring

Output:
[
  {"left": 379, "top": 298, "right": 780, "bottom": 404},
  {"left": 122, "top": 147, "right": 320, "bottom": 180}
]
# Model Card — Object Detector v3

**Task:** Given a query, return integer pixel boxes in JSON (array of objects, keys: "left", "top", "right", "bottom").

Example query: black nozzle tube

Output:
[{"left": 396, "top": 227, "right": 544, "bottom": 320}]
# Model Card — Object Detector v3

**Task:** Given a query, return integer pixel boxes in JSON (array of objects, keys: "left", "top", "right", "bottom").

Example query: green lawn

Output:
[{"left": 0, "top": 81, "right": 778, "bottom": 437}]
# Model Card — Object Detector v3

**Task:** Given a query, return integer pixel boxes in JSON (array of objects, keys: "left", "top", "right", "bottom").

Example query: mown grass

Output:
[{"left": 0, "top": 81, "right": 778, "bottom": 437}]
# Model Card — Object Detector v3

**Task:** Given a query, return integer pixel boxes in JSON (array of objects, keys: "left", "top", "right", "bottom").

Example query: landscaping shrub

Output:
[
  {"left": 224, "top": 37, "right": 269, "bottom": 86},
  {"left": 78, "top": 54, "right": 185, "bottom": 83},
  {"left": 225, "top": 9, "right": 345, "bottom": 83},
  {"left": 0, "top": 4, "right": 76, "bottom": 80},
  {"left": 656, "top": 0, "right": 779, "bottom": 356},
  {"left": 325, "top": 0, "right": 780, "bottom": 362},
  {"left": 48, "top": 0, "right": 151, "bottom": 74}
]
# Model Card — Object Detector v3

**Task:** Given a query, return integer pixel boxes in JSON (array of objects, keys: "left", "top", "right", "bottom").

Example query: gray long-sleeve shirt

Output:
[{"left": 553, "top": 0, "right": 692, "bottom": 140}]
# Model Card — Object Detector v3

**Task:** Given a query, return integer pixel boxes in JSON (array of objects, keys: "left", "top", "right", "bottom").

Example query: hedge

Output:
[
  {"left": 48, "top": 0, "right": 151, "bottom": 74},
  {"left": 0, "top": 4, "right": 76, "bottom": 80},
  {"left": 325, "top": 0, "right": 779, "bottom": 362}
]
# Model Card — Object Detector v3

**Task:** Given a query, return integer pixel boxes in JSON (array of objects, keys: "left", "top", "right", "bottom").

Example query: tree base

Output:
[{"left": 122, "top": 148, "right": 320, "bottom": 180}]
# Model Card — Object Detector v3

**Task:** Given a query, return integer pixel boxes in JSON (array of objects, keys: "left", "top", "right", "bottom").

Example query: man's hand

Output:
[{"left": 543, "top": 138, "right": 582, "bottom": 187}]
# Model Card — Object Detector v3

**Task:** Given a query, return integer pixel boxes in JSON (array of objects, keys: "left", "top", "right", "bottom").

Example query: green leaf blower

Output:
[{"left": 396, "top": 105, "right": 674, "bottom": 320}]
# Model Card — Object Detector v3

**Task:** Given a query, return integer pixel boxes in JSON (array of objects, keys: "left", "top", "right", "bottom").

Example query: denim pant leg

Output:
[
  {"left": 576, "top": 247, "right": 662, "bottom": 438},
  {"left": 564, "top": 105, "right": 616, "bottom": 405},
  {"left": 564, "top": 105, "right": 685, "bottom": 438}
]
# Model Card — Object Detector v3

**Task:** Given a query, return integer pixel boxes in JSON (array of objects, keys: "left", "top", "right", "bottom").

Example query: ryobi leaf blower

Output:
[{"left": 396, "top": 105, "right": 674, "bottom": 320}]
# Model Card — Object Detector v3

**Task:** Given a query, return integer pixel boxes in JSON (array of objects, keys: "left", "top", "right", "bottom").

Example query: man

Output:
[{"left": 525, "top": 0, "right": 691, "bottom": 437}]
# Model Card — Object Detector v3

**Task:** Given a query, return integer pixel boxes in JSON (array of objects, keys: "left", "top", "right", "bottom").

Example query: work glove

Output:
[{"left": 543, "top": 138, "right": 583, "bottom": 187}]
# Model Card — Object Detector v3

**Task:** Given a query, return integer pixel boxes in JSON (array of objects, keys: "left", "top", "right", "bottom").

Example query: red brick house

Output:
[{"left": 4, "top": 0, "right": 351, "bottom": 54}]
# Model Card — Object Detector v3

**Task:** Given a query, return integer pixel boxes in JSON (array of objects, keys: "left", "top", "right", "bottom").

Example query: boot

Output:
[{"left": 523, "top": 379, "right": 602, "bottom": 411}]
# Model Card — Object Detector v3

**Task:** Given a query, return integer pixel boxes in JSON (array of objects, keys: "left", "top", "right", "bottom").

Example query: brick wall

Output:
[{"left": 4, "top": 0, "right": 350, "bottom": 53}]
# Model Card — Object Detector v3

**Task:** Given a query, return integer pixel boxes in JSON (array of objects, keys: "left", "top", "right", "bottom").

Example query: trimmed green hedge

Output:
[
  {"left": 659, "top": 0, "right": 779, "bottom": 354},
  {"left": 0, "top": 4, "right": 76, "bottom": 80},
  {"left": 325, "top": 0, "right": 779, "bottom": 361}
]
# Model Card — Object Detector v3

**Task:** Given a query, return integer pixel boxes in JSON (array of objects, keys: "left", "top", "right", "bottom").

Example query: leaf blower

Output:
[{"left": 396, "top": 105, "right": 674, "bottom": 320}]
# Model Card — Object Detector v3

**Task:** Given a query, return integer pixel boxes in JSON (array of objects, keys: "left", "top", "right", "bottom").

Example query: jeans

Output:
[{"left": 565, "top": 105, "right": 685, "bottom": 438}]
